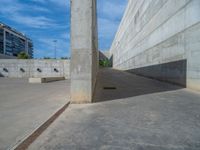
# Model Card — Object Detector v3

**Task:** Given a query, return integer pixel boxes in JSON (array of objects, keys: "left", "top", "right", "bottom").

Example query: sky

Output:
[{"left": 0, "top": 0, "right": 127, "bottom": 58}]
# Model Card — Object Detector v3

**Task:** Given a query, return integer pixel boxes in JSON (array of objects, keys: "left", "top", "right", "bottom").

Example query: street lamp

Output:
[{"left": 53, "top": 40, "right": 57, "bottom": 59}]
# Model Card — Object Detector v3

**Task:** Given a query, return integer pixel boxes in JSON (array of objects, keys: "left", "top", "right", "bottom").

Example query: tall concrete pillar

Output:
[{"left": 70, "top": 0, "right": 98, "bottom": 103}]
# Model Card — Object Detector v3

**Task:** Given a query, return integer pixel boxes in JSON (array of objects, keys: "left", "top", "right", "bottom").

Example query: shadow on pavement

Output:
[{"left": 93, "top": 68, "right": 183, "bottom": 103}]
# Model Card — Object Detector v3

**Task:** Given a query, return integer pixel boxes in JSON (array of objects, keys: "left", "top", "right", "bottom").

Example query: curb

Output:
[{"left": 9, "top": 102, "right": 70, "bottom": 150}]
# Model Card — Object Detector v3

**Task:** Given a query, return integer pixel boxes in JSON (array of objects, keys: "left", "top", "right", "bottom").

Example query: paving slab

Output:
[
  {"left": 0, "top": 78, "right": 70, "bottom": 150},
  {"left": 28, "top": 69, "right": 200, "bottom": 150}
]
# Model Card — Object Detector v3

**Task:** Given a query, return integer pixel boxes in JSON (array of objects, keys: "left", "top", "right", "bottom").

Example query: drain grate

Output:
[{"left": 103, "top": 87, "right": 117, "bottom": 90}]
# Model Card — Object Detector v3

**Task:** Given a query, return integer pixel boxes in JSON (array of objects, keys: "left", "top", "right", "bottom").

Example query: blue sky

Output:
[{"left": 0, "top": 0, "right": 127, "bottom": 58}]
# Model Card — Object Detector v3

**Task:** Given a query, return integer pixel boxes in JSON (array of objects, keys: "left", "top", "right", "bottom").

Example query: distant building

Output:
[{"left": 0, "top": 23, "right": 33, "bottom": 58}]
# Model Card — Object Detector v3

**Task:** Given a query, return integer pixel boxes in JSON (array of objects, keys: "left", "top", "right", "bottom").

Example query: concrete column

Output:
[{"left": 70, "top": 0, "right": 98, "bottom": 103}]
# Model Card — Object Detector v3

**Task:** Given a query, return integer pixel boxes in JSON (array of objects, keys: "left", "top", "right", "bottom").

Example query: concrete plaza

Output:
[
  {"left": 0, "top": 78, "right": 70, "bottom": 149},
  {"left": 29, "top": 69, "right": 200, "bottom": 150}
]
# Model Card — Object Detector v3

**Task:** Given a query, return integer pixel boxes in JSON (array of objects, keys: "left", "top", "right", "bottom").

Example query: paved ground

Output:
[
  {"left": 29, "top": 69, "right": 200, "bottom": 150},
  {"left": 93, "top": 69, "right": 182, "bottom": 102},
  {"left": 0, "top": 78, "right": 70, "bottom": 150}
]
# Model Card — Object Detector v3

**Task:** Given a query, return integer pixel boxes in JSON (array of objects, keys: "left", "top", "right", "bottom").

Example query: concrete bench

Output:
[{"left": 29, "top": 77, "right": 65, "bottom": 83}]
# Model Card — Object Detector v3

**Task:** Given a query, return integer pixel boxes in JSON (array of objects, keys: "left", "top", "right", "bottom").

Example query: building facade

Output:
[
  {"left": 110, "top": 0, "right": 200, "bottom": 91},
  {"left": 0, "top": 23, "right": 33, "bottom": 58}
]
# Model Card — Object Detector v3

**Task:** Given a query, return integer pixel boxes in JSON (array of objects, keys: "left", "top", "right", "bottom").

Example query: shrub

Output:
[
  {"left": 99, "top": 59, "right": 111, "bottom": 67},
  {"left": 17, "top": 52, "right": 29, "bottom": 59}
]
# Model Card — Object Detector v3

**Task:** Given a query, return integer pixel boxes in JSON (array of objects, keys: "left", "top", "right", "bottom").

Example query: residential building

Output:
[{"left": 0, "top": 23, "right": 33, "bottom": 58}]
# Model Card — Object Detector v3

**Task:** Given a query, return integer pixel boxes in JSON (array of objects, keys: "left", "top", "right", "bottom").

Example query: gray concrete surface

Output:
[
  {"left": 0, "top": 59, "right": 70, "bottom": 78},
  {"left": 110, "top": 0, "right": 200, "bottom": 91},
  {"left": 70, "top": 0, "right": 98, "bottom": 103},
  {"left": 94, "top": 69, "right": 182, "bottom": 102},
  {"left": 29, "top": 77, "right": 65, "bottom": 83},
  {"left": 0, "top": 78, "right": 70, "bottom": 150},
  {"left": 99, "top": 51, "right": 110, "bottom": 61},
  {"left": 28, "top": 69, "right": 200, "bottom": 150}
]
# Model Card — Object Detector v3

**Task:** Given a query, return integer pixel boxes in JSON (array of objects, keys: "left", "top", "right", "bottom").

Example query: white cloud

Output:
[
  {"left": 0, "top": 0, "right": 128, "bottom": 56},
  {"left": 50, "top": 0, "right": 69, "bottom": 8},
  {"left": 97, "top": 0, "right": 128, "bottom": 50},
  {"left": 31, "top": 0, "right": 69, "bottom": 8},
  {"left": 0, "top": 0, "right": 59, "bottom": 29},
  {"left": 35, "top": 32, "right": 69, "bottom": 58},
  {"left": 12, "top": 15, "right": 57, "bottom": 28}
]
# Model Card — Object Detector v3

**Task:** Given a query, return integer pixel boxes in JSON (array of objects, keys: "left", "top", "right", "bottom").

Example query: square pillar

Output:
[{"left": 70, "top": 0, "right": 98, "bottom": 103}]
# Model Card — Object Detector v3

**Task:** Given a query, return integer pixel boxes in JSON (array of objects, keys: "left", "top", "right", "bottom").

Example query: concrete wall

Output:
[
  {"left": 110, "top": 0, "right": 200, "bottom": 90},
  {"left": 0, "top": 59, "right": 70, "bottom": 78},
  {"left": 99, "top": 51, "right": 110, "bottom": 61},
  {"left": 70, "top": 0, "right": 98, "bottom": 103}
]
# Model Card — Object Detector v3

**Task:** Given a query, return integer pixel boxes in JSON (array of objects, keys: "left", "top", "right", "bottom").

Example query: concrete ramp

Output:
[{"left": 93, "top": 68, "right": 182, "bottom": 102}]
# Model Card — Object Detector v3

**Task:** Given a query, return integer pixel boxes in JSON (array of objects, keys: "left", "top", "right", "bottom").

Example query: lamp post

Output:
[{"left": 53, "top": 40, "right": 57, "bottom": 59}]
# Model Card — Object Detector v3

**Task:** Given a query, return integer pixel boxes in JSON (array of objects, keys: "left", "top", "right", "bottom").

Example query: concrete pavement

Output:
[
  {"left": 28, "top": 69, "right": 200, "bottom": 150},
  {"left": 0, "top": 78, "right": 70, "bottom": 150}
]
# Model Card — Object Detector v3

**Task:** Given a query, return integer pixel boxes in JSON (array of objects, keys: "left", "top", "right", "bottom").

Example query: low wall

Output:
[
  {"left": 110, "top": 0, "right": 200, "bottom": 91},
  {"left": 0, "top": 59, "right": 70, "bottom": 78}
]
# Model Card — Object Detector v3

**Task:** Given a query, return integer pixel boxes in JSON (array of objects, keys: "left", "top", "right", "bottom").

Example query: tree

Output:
[
  {"left": 17, "top": 52, "right": 29, "bottom": 59},
  {"left": 43, "top": 57, "right": 51, "bottom": 59},
  {"left": 61, "top": 57, "right": 70, "bottom": 60}
]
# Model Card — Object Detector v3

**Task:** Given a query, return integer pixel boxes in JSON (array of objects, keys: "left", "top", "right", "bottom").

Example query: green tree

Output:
[{"left": 17, "top": 52, "right": 29, "bottom": 59}]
